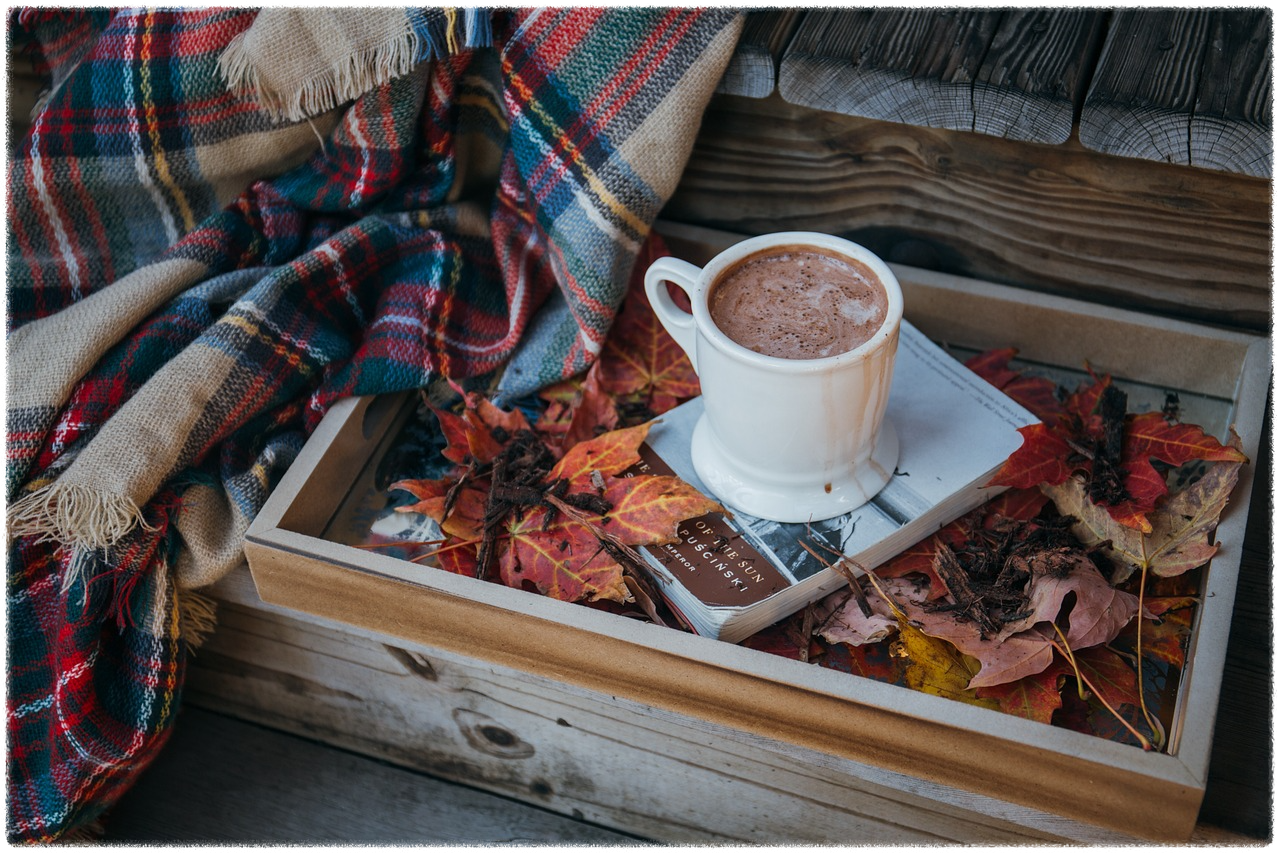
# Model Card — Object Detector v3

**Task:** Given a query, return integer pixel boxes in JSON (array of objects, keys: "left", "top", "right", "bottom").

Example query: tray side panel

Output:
[
  {"left": 244, "top": 540, "right": 1203, "bottom": 841},
  {"left": 196, "top": 569, "right": 1111, "bottom": 844}
]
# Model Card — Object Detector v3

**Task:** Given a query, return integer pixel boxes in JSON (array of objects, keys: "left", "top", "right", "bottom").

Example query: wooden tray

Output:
[{"left": 244, "top": 225, "right": 1269, "bottom": 842}]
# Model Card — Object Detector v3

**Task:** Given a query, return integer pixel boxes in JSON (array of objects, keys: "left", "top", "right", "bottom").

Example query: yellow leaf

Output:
[{"left": 892, "top": 617, "right": 1001, "bottom": 711}]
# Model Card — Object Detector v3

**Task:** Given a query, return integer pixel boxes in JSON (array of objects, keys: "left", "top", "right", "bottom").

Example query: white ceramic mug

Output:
[{"left": 644, "top": 232, "right": 903, "bottom": 523}]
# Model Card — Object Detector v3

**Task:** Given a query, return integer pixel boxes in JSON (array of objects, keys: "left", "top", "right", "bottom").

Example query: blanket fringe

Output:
[
  {"left": 218, "top": 25, "right": 424, "bottom": 123},
  {"left": 177, "top": 588, "right": 219, "bottom": 649},
  {"left": 8, "top": 483, "right": 155, "bottom": 552}
]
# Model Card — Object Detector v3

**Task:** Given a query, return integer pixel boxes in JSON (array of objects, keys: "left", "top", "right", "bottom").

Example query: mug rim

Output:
[{"left": 691, "top": 232, "right": 905, "bottom": 373}]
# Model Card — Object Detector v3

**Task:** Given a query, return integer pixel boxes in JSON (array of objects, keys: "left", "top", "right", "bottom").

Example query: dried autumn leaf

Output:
[
  {"left": 988, "top": 422, "right": 1077, "bottom": 489},
  {"left": 1124, "top": 412, "right": 1249, "bottom": 468},
  {"left": 1064, "top": 370, "right": 1111, "bottom": 424},
  {"left": 550, "top": 422, "right": 653, "bottom": 484},
  {"left": 965, "top": 348, "right": 1021, "bottom": 388},
  {"left": 1045, "top": 438, "right": 1243, "bottom": 582},
  {"left": 1136, "top": 608, "right": 1192, "bottom": 670},
  {"left": 534, "top": 362, "right": 619, "bottom": 451},
  {"left": 975, "top": 656, "right": 1073, "bottom": 724},
  {"left": 995, "top": 553, "right": 1139, "bottom": 650},
  {"left": 894, "top": 617, "right": 1001, "bottom": 710},
  {"left": 964, "top": 349, "right": 1065, "bottom": 424},
  {"left": 1142, "top": 596, "right": 1197, "bottom": 618},
  {"left": 433, "top": 406, "right": 479, "bottom": 465},
  {"left": 876, "top": 518, "right": 968, "bottom": 600},
  {"left": 598, "top": 475, "right": 723, "bottom": 546},
  {"left": 1073, "top": 646, "right": 1142, "bottom": 709},
  {"left": 437, "top": 540, "right": 480, "bottom": 577},
  {"left": 817, "top": 639, "right": 903, "bottom": 683},
  {"left": 501, "top": 520, "right": 629, "bottom": 604},
  {"left": 391, "top": 477, "right": 487, "bottom": 539},
  {"left": 920, "top": 618, "right": 1058, "bottom": 690},
  {"left": 561, "top": 362, "right": 620, "bottom": 449},
  {"left": 819, "top": 592, "right": 898, "bottom": 647},
  {"left": 982, "top": 487, "right": 1051, "bottom": 525},
  {"left": 597, "top": 248, "right": 700, "bottom": 413},
  {"left": 869, "top": 578, "right": 1058, "bottom": 690}
]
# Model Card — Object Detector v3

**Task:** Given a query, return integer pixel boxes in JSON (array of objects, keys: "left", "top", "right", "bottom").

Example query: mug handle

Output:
[{"left": 644, "top": 257, "right": 703, "bottom": 372}]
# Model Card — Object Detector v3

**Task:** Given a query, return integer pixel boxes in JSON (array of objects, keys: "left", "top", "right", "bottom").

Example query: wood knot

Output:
[{"left": 453, "top": 709, "right": 535, "bottom": 759}]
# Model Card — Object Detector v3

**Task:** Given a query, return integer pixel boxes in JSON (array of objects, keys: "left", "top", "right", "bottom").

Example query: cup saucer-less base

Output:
[{"left": 691, "top": 416, "right": 900, "bottom": 524}]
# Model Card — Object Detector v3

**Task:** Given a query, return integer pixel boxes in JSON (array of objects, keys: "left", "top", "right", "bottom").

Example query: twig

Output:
[
  {"left": 542, "top": 493, "right": 676, "bottom": 629},
  {"left": 932, "top": 543, "right": 1000, "bottom": 637}
]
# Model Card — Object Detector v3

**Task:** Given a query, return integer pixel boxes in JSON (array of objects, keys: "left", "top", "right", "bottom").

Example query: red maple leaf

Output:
[
  {"left": 391, "top": 405, "right": 721, "bottom": 608},
  {"left": 987, "top": 422, "right": 1078, "bottom": 489},
  {"left": 1073, "top": 646, "right": 1142, "bottom": 709},
  {"left": 596, "top": 238, "right": 700, "bottom": 414},
  {"left": 975, "top": 656, "right": 1074, "bottom": 724},
  {"left": 965, "top": 348, "right": 1065, "bottom": 424},
  {"left": 975, "top": 347, "right": 1245, "bottom": 532}
]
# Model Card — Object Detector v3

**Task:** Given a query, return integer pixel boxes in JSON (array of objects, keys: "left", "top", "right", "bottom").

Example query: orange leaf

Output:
[
  {"left": 1139, "top": 608, "right": 1192, "bottom": 670},
  {"left": 432, "top": 407, "right": 475, "bottom": 465},
  {"left": 550, "top": 422, "right": 653, "bottom": 485},
  {"left": 391, "top": 478, "right": 487, "bottom": 539},
  {"left": 982, "top": 488, "right": 1050, "bottom": 524},
  {"left": 876, "top": 520, "right": 967, "bottom": 600},
  {"left": 965, "top": 348, "right": 1021, "bottom": 387},
  {"left": 473, "top": 395, "right": 531, "bottom": 434},
  {"left": 1064, "top": 370, "right": 1111, "bottom": 423},
  {"left": 597, "top": 475, "right": 724, "bottom": 546},
  {"left": 1124, "top": 412, "right": 1249, "bottom": 467},
  {"left": 558, "top": 362, "right": 620, "bottom": 451},
  {"left": 1142, "top": 596, "right": 1197, "bottom": 618}
]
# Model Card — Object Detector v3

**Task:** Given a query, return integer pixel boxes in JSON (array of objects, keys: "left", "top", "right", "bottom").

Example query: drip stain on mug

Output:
[{"left": 708, "top": 246, "right": 888, "bottom": 360}]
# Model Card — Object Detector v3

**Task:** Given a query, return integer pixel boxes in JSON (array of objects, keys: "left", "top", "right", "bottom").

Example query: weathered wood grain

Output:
[
  {"left": 715, "top": 9, "right": 804, "bottom": 99},
  {"left": 972, "top": 10, "right": 1106, "bottom": 144},
  {"left": 103, "top": 707, "right": 635, "bottom": 843},
  {"left": 188, "top": 570, "right": 1132, "bottom": 845},
  {"left": 1080, "top": 10, "right": 1213, "bottom": 167},
  {"left": 663, "top": 93, "right": 1270, "bottom": 331},
  {"left": 1190, "top": 10, "right": 1272, "bottom": 177},
  {"left": 779, "top": 9, "right": 1001, "bottom": 131}
]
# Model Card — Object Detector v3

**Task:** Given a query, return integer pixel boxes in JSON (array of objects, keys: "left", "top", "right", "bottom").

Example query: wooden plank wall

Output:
[
  {"left": 666, "top": 94, "right": 1270, "bottom": 332},
  {"left": 720, "top": 8, "right": 1271, "bottom": 178}
]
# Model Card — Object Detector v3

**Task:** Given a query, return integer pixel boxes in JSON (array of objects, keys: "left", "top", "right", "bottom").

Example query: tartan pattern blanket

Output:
[{"left": 6, "top": 8, "right": 741, "bottom": 841}]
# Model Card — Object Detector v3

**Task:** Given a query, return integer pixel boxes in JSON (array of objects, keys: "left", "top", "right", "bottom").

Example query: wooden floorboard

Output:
[{"left": 101, "top": 707, "right": 642, "bottom": 844}]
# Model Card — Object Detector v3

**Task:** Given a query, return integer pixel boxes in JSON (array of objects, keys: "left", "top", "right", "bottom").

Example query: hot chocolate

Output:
[{"left": 708, "top": 247, "right": 888, "bottom": 360}]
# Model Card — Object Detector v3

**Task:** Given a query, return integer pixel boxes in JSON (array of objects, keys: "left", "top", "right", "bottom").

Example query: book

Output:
[{"left": 626, "top": 320, "right": 1039, "bottom": 643}]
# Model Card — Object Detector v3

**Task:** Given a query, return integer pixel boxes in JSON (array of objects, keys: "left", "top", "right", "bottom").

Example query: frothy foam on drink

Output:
[{"left": 708, "top": 248, "right": 888, "bottom": 360}]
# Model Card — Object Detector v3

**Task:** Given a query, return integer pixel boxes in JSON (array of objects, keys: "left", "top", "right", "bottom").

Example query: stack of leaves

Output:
[
  {"left": 388, "top": 237, "right": 713, "bottom": 620},
  {"left": 810, "top": 351, "right": 1248, "bottom": 749},
  {"left": 536, "top": 238, "right": 700, "bottom": 446}
]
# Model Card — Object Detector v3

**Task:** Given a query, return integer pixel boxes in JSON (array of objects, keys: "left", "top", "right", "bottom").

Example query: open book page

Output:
[{"left": 643, "top": 320, "right": 1038, "bottom": 600}]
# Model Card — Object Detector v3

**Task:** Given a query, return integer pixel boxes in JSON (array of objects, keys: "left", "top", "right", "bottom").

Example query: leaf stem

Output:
[
  {"left": 1134, "top": 559, "right": 1165, "bottom": 750},
  {"left": 1051, "top": 624, "right": 1087, "bottom": 701},
  {"left": 1050, "top": 637, "right": 1153, "bottom": 751},
  {"left": 350, "top": 538, "right": 448, "bottom": 550},
  {"left": 409, "top": 536, "right": 488, "bottom": 564}
]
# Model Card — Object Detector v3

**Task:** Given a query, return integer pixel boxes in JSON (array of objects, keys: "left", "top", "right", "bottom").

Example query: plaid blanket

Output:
[{"left": 6, "top": 8, "right": 741, "bottom": 841}]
